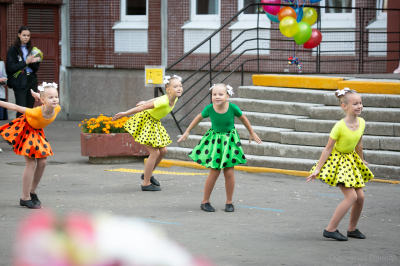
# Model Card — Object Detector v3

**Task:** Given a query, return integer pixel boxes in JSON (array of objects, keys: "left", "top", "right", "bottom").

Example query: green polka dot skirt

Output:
[
  {"left": 310, "top": 148, "right": 374, "bottom": 188},
  {"left": 124, "top": 110, "right": 172, "bottom": 148},
  {"left": 188, "top": 128, "right": 246, "bottom": 169}
]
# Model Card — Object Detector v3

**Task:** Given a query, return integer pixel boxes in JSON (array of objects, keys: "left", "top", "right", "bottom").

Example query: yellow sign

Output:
[{"left": 146, "top": 68, "right": 163, "bottom": 85}]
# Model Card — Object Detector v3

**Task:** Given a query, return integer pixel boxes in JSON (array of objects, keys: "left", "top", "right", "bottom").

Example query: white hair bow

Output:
[
  {"left": 226, "top": 84, "right": 234, "bottom": 96},
  {"left": 335, "top": 87, "right": 350, "bottom": 96},
  {"left": 209, "top": 84, "right": 234, "bottom": 96},
  {"left": 38, "top": 82, "right": 58, "bottom": 92},
  {"left": 172, "top": 75, "right": 182, "bottom": 82},
  {"left": 163, "top": 76, "right": 171, "bottom": 84}
]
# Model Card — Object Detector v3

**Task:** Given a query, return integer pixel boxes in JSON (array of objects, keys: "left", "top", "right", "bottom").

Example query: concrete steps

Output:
[
  {"left": 178, "top": 135, "right": 400, "bottom": 167},
  {"left": 166, "top": 82, "right": 400, "bottom": 179},
  {"left": 165, "top": 147, "right": 400, "bottom": 179}
]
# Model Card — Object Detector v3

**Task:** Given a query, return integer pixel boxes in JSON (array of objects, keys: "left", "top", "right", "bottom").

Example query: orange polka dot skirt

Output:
[
  {"left": 0, "top": 115, "right": 53, "bottom": 158},
  {"left": 310, "top": 147, "right": 374, "bottom": 188},
  {"left": 124, "top": 110, "right": 172, "bottom": 148}
]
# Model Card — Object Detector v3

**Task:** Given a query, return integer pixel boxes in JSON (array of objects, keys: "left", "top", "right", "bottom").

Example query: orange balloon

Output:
[{"left": 278, "top": 6, "right": 296, "bottom": 21}]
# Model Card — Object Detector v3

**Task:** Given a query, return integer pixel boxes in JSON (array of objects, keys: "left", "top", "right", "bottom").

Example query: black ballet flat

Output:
[
  {"left": 347, "top": 229, "right": 366, "bottom": 239},
  {"left": 141, "top": 173, "right": 160, "bottom": 187},
  {"left": 200, "top": 203, "right": 215, "bottom": 212},
  {"left": 323, "top": 230, "right": 348, "bottom": 241},
  {"left": 30, "top": 192, "right": 41, "bottom": 206},
  {"left": 141, "top": 184, "right": 161, "bottom": 191},
  {"left": 225, "top": 203, "right": 235, "bottom": 212},
  {"left": 20, "top": 199, "right": 41, "bottom": 209}
]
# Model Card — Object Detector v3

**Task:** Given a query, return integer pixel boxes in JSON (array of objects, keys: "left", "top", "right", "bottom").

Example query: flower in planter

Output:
[{"left": 79, "top": 115, "right": 129, "bottom": 134}]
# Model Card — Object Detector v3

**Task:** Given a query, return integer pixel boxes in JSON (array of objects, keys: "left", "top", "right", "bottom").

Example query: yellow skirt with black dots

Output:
[
  {"left": 310, "top": 147, "right": 374, "bottom": 188},
  {"left": 124, "top": 110, "right": 172, "bottom": 148}
]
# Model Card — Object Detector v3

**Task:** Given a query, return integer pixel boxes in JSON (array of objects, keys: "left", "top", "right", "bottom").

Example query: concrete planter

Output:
[{"left": 80, "top": 133, "right": 149, "bottom": 164}]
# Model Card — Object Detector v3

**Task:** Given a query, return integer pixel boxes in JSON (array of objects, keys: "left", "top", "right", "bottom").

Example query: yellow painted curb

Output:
[
  {"left": 145, "top": 159, "right": 309, "bottom": 177},
  {"left": 338, "top": 81, "right": 400, "bottom": 95},
  {"left": 252, "top": 75, "right": 344, "bottom": 90},
  {"left": 146, "top": 159, "right": 400, "bottom": 184}
]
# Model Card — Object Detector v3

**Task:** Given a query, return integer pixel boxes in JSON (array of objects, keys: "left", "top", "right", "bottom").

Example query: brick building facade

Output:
[{"left": 1, "top": 0, "right": 399, "bottom": 121}]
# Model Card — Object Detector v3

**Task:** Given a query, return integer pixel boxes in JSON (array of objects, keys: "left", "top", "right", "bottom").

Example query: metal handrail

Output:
[{"left": 158, "top": 3, "right": 400, "bottom": 134}]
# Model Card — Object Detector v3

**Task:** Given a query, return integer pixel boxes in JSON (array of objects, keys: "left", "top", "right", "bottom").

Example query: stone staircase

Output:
[{"left": 165, "top": 85, "right": 400, "bottom": 179}]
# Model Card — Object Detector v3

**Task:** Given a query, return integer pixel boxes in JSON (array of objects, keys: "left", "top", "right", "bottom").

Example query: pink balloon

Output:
[
  {"left": 303, "top": 29, "right": 322, "bottom": 49},
  {"left": 261, "top": 0, "right": 281, "bottom": 16}
]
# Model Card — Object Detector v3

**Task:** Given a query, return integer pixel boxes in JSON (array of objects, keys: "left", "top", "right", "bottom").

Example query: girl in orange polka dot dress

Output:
[
  {"left": 306, "top": 88, "right": 374, "bottom": 241},
  {"left": 0, "top": 82, "right": 61, "bottom": 209}
]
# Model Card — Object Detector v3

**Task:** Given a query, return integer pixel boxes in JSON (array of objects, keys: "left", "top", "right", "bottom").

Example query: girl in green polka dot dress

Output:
[
  {"left": 306, "top": 88, "right": 374, "bottom": 241},
  {"left": 113, "top": 75, "right": 182, "bottom": 192},
  {"left": 178, "top": 84, "right": 261, "bottom": 212}
]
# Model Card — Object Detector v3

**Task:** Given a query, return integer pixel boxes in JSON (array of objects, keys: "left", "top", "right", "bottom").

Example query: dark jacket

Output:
[{"left": 6, "top": 46, "right": 39, "bottom": 89}]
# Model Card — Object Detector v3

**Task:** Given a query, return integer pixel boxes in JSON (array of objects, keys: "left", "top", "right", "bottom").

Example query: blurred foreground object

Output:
[{"left": 14, "top": 210, "right": 212, "bottom": 266}]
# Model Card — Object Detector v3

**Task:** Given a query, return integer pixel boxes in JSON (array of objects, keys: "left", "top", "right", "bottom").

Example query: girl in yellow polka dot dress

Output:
[
  {"left": 112, "top": 75, "right": 182, "bottom": 192},
  {"left": 307, "top": 88, "right": 374, "bottom": 241}
]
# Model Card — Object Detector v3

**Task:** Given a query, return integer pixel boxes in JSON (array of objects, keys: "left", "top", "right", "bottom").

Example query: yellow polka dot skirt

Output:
[
  {"left": 310, "top": 148, "right": 374, "bottom": 188},
  {"left": 124, "top": 110, "right": 172, "bottom": 148}
]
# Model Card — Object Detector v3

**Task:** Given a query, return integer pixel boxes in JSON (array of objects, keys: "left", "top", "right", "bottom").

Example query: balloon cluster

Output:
[{"left": 262, "top": 0, "right": 322, "bottom": 49}]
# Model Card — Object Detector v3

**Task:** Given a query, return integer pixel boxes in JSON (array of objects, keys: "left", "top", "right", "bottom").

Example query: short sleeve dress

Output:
[
  {"left": 310, "top": 117, "right": 374, "bottom": 188},
  {"left": 124, "top": 95, "right": 178, "bottom": 148},
  {"left": 188, "top": 103, "right": 247, "bottom": 169},
  {"left": 0, "top": 105, "right": 61, "bottom": 158}
]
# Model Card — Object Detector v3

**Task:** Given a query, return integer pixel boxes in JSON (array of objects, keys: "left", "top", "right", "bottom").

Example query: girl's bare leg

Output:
[
  {"left": 30, "top": 157, "right": 47, "bottom": 194},
  {"left": 202, "top": 168, "right": 221, "bottom": 204},
  {"left": 348, "top": 187, "right": 364, "bottom": 231},
  {"left": 223, "top": 167, "right": 235, "bottom": 204},
  {"left": 152, "top": 146, "right": 167, "bottom": 171},
  {"left": 325, "top": 185, "right": 357, "bottom": 232},
  {"left": 143, "top": 145, "right": 160, "bottom": 186},
  {"left": 22, "top": 156, "right": 36, "bottom": 200}
]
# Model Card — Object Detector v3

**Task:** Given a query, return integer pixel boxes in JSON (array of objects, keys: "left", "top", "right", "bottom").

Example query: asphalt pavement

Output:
[{"left": 0, "top": 121, "right": 399, "bottom": 266}]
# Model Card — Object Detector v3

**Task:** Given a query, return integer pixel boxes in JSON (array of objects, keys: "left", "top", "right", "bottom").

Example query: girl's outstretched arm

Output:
[
  {"left": 112, "top": 101, "right": 155, "bottom": 121},
  {"left": 136, "top": 97, "right": 160, "bottom": 106},
  {"left": 238, "top": 114, "right": 262, "bottom": 144},
  {"left": 177, "top": 113, "right": 203, "bottom": 142},
  {"left": 0, "top": 101, "right": 26, "bottom": 114},
  {"left": 306, "top": 137, "right": 336, "bottom": 183},
  {"left": 355, "top": 136, "right": 368, "bottom": 165}
]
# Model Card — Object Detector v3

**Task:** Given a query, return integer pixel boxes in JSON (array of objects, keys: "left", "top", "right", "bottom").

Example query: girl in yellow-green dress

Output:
[
  {"left": 307, "top": 88, "right": 374, "bottom": 241},
  {"left": 113, "top": 75, "right": 182, "bottom": 191}
]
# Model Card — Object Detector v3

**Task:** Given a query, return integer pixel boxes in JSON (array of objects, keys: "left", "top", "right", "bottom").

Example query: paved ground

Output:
[{"left": 0, "top": 121, "right": 399, "bottom": 266}]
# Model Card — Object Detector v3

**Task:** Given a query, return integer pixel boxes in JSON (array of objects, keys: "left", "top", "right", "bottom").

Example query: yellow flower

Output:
[
  {"left": 89, "top": 130, "right": 92, "bottom": 133},
  {"left": 79, "top": 124, "right": 81, "bottom": 127}
]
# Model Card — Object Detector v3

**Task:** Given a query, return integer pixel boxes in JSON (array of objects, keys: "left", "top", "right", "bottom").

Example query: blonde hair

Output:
[
  {"left": 165, "top": 77, "right": 180, "bottom": 88},
  {"left": 39, "top": 83, "right": 58, "bottom": 98},
  {"left": 335, "top": 88, "right": 358, "bottom": 105},
  {"left": 209, "top": 83, "right": 234, "bottom": 96}
]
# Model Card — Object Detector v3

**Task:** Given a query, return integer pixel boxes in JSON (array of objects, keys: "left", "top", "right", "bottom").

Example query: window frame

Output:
[
  {"left": 320, "top": 0, "right": 355, "bottom": 21},
  {"left": 238, "top": 0, "right": 268, "bottom": 21},
  {"left": 376, "top": 0, "right": 388, "bottom": 20},
  {"left": 190, "top": 0, "right": 220, "bottom": 22},
  {"left": 121, "top": 0, "right": 148, "bottom": 22}
]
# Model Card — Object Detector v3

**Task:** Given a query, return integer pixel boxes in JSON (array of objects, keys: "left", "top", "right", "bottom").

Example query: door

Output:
[{"left": 24, "top": 5, "right": 60, "bottom": 86}]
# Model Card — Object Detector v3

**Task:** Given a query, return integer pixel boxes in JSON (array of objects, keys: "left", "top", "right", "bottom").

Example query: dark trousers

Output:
[
  {"left": 0, "top": 98, "right": 8, "bottom": 120},
  {"left": 13, "top": 74, "right": 38, "bottom": 118}
]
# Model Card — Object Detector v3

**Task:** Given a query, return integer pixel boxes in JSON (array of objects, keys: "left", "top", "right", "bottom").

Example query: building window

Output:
[
  {"left": 321, "top": 0, "right": 355, "bottom": 23},
  {"left": 366, "top": 0, "right": 388, "bottom": 57},
  {"left": 112, "top": 0, "right": 148, "bottom": 53},
  {"left": 181, "top": 0, "right": 221, "bottom": 54},
  {"left": 229, "top": 0, "right": 270, "bottom": 55},
  {"left": 121, "top": 0, "right": 147, "bottom": 22}
]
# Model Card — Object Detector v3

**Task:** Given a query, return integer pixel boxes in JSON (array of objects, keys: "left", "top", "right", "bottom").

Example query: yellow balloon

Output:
[
  {"left": 301, "top": 7, "right": 317, "bottom": 26},
  {"left": 279, "top": 17, "right": 298, "bottom": 38}
]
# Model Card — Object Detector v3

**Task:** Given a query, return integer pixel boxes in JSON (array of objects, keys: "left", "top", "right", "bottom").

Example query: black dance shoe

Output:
[
  {"left": 323, "top": 230, "right": 348, "bottom": 241},
  {"left": 141, "top": 173, "right": 160, "bottom": 187},
  {"left": 30, "top": 192, "right": 41, "bottom": 206},
  {"left": 200, "top": 203, "right": 215, "bottom": 212},
  {"left": 225, "top": 203, "right": 235, "bottom": 212},
  {"left": 141, "top": 184, "right": 161, "bottom": 191},
  {"left": 20, "top": 199, "right": 41, "bottom": 209},
  {"left": 347, "top": 229, "right": 366, "bottom": 239}
]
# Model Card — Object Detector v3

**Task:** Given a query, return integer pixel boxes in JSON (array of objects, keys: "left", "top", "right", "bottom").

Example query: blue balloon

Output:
[
  {"left": 266, "top": 12, "right": 280, "bottom": 23},
  {"left": 296, "top": 7, "right": 303, "bottom": 22},
  {"left": 310, "top": 0, "right": 322, "bottom": 3}
]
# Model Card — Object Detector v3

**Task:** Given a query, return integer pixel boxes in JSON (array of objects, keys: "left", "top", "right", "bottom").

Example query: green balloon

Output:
[{"left": 293, "top": 22, "right": 312, "bottom": 45}]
